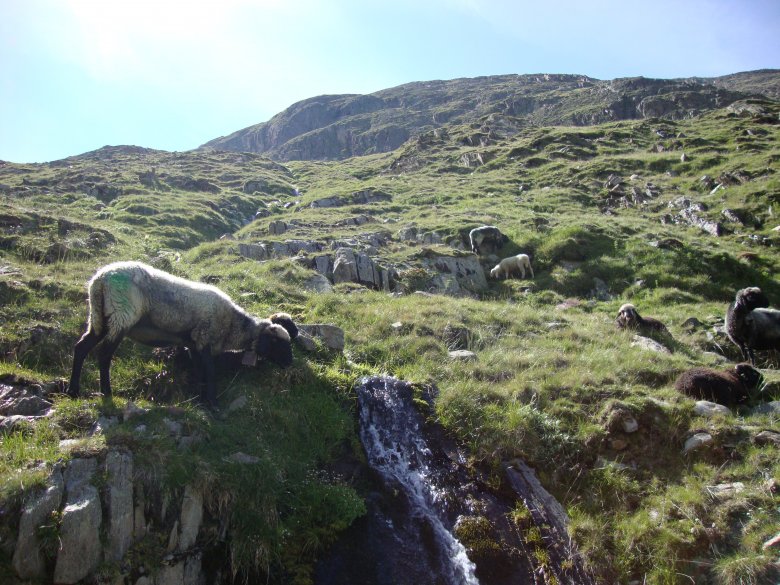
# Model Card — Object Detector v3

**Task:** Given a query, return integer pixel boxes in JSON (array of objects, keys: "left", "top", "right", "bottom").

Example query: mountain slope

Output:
[
  {"left": 1, "top": 74, "right": 779, "bottom": 584},
  {"left": 202, "top": 70, "right": 780, "bottom": 161}
]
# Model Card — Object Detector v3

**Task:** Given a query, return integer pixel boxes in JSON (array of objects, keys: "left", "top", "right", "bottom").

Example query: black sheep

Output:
[{"left": 725, "top": 287, "right": 780, "bottom": 364}]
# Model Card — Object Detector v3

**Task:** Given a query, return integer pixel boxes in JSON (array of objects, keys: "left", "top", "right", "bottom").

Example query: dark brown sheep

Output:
[{"left": 674, "top": 363, "right": 762, "bottom": 406}]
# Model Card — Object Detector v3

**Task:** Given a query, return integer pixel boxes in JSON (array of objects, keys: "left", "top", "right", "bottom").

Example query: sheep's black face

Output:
[
  {"left": 737, "top": 287, "right": 770, "bottom": 311},
  {"left": 255, "top": 329, "right": 293, "bottom": 367},
  {"left": 270, "top": 313, "right": 298, "bottom": 340},
  {"left": 616, "top": 305, "right": 639, "bottom": 329},
  {"left": 735, "top": 363, "right": 762, "bottom": 390}
]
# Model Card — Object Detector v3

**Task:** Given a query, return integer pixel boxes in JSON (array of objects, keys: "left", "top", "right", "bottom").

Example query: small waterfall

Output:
[
  {"left": 357, "top": 377, "right": 480, "bottom": 585},
  {"left": 316, "top": 376, "right": 592, "bottom": 585}
]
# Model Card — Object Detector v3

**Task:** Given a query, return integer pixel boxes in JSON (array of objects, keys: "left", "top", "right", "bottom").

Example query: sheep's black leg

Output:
[
  {"left": 97, "top": 335, "right": 123, "bottom": 398},
  {"left": 197, "top": 349, "right": 218, "bottom": 409},
  {"left": 740, "top": 344, "right": 755, "bottom": 365},
  {"left": 69, "top": 329, "right": 105, "bottom": 398}
]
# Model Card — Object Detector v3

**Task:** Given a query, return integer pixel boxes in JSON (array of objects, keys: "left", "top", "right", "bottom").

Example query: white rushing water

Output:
[{"left": 357, "top": 377, "right": 480, "bottom": 585}]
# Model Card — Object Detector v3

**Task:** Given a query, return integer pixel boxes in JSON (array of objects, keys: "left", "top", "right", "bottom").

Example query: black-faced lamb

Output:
[
  {"left": 489, "top": 254, "right": 534, "bottom": 280},
  {"left": 674, "top": 363, "right": 762, "bottom": 406},
  {"left": 68, "top": 261, "right": 296, "bottom": 407},
  {"left": 468, "top": 225, "right": 505, "bottom": 255},
  {"left": 725, "top": 286, "right": 780, "bottom": 364},
  {"left": 615, "top": 303, "right": 670, "bottom": 337}
]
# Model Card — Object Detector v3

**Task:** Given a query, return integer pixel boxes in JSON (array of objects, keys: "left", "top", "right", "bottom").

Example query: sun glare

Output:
[{"left": 62, "top": 0, "right": 283, "bottom": 79}]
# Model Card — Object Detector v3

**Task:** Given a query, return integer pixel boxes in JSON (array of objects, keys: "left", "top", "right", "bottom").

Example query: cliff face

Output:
[{"left": 202, "top": 71, "right": 780, "bottom": 161}]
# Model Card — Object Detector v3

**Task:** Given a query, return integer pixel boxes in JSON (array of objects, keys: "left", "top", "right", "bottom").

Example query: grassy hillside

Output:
[{"left": 1, "top": 99, "right": 779, "bottom": 583}]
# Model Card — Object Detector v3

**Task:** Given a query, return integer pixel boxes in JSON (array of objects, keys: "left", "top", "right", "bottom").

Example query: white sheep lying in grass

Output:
[
  {"left": 68, "top": 261, "right": 296, "bottom": 407},
  {"left": 489, "top": 254, "right": 534, "bottom": 280}
]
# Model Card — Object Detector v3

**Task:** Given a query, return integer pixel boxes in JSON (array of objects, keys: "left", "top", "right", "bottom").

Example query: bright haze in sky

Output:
[{"left": 1, "top": 0, "right": 778, "bottom": 163}]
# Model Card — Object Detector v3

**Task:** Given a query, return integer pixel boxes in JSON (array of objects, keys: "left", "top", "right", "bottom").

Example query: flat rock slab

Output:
[
  {"left": 752, "top": 401, "right": 780, "bottom": 415},
  {"left": 448, "top": 350, "right": 477, "bottom": 361},
  {"left": 694, "top": 400, "right": 731, "bottom": 418},
  {"left": 754, "top": 430, "right": 780, "bottom": 446},
  {"left": 706, "top": 482, "right": 745, "bottom": 499},
  {"left": 683, "top": 432, "right": 713, "bottom": 454},
  {"left": 631, "top": 335, "right": 671, "bottom": 354}
]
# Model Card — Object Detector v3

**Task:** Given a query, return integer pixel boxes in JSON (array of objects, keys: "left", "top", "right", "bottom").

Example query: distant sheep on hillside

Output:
[
  {"left": 615, "top": 304, "right": 670, "bottom": 337},
  {"left": 674, "top": 363, "right": 762, "bottom": 406},
  {"left": 68, "top": 261, "right": 296, "bottom": 408},
  {"left": 490, "top": 254, "right": 534, "bottom": 280},
  {"left": 725, "top": 286, "right": 780, "bottom": 364}
]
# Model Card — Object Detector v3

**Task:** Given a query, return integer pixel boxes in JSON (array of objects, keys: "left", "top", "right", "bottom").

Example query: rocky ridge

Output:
[{"left": 203, "top": 71, "right": 780, "bottom": 161}]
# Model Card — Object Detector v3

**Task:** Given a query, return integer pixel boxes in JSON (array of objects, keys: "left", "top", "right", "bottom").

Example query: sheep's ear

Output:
[{"left": 270, "top": 313, "right": 298, "bottom": 340}]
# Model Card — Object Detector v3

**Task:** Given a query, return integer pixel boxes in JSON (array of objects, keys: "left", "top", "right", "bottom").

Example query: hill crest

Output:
[{"left": 202, "top": 70, "right": 780, "bottom": 161}]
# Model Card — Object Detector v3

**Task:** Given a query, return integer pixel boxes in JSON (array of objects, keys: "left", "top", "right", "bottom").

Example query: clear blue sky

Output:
[{"left": 2, "top": 0, "right": 778, "bottom": 163}]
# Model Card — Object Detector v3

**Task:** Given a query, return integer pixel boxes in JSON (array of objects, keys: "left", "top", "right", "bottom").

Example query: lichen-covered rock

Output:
[
  {"left": 662, "top": 197, "right": 723, "bottom": 236},
  {"left": 0, "top": 384, "right": 52, "bottom": 417},
  {"left": 621, "top": 416, "right": 639, "bottom": 433},
  {"left": 54, "top": 458, "right": 102, "bottom": 584},
  {"left": 332, "top": 248, "right": 359, "bottom": 284},
  {"left": 706, "top": 482, "right": 745, "bottom": 499},
  {"left": 238, "top": 239, "right": 324, "bottom": 261},
  {"left": 302, "top": 273, "right": 333, "bottom": 293},
  {"left": 268, "top": 220, "right": 288, "bottom": 235},
  {"left": 630, "top": 334, "right": 671, "bottom": 354},
  {"left": 449, "top": 350, "right": 477, "bottom": 361},
  {"left": 106, "top": 450, "right": 134, "bottom": 561},
  {"left": 755, "top": 430, "right": 780, "bottom": 446},
  {"left": 420, "top": 253, "right": 487, "bottom": 295},
  {"left": 310, "top": 195, "right": 344, "bottom": 208},
  {"left": 683, "top": 432, "right": 713, "bottom": 454},
  {"left": 693, "top": 401, "right": 731, "bottom": 418},
  {"left": 179, "top": 485, "right": 203, "bottom": 551},
  {"left": 331, "top": 247, "right": 395, "bottom": 290},
  {"left": 297, "top": 324, "right": 345, "bottom": 351},
  {"left": 752, "top": 401, "right": 780, "bottom": 415},
  {"left": 12, "top": 466, "right": 64, "bottom": 579}
]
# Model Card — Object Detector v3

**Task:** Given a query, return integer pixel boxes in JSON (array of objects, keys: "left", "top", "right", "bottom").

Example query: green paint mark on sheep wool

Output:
[{"left": 106, "top": 270, "right": 133, "bottom": 312}]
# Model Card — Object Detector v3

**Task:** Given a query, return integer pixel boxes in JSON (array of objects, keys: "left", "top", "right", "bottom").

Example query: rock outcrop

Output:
[
  {"left": 12, "top": 466, "right": 65, "bottom": 579},
  {"left": 419, "top": 252, "right": 488, "bottom": 295},
  {"left": 9, "top": 449, "right": 207, "bottom": 585},
  {"left": 54, "top": 458, "right": 102, "bottom": 584}
]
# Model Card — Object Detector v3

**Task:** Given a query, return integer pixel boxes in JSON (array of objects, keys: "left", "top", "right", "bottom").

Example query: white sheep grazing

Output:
[
  {"left": 489, "top": 254, "right": 534, "bottom": 280},
  {"left": 68, "top": 261, "right": 295, "bottom": 407}
]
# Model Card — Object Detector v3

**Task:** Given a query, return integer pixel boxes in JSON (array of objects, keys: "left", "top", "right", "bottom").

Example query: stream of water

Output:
[
  {"left": 316, "top": 376, "right": 592, "bottom": 585},
  {"left": 357, "top": 376, "right": 480, "bottom": 584}
]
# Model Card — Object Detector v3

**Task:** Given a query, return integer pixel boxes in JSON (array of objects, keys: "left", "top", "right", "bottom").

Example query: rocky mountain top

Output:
[{"left": 203, "top": 70, "right": 780, "bottom": 161}]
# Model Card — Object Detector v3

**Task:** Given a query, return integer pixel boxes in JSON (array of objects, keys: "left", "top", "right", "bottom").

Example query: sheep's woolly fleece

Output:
[
  {"left": 87, "top": 261, "right": 289, "bottom": 353},
  {"left": 490, "top": 254, "right": 533, "bottom": 279}
]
